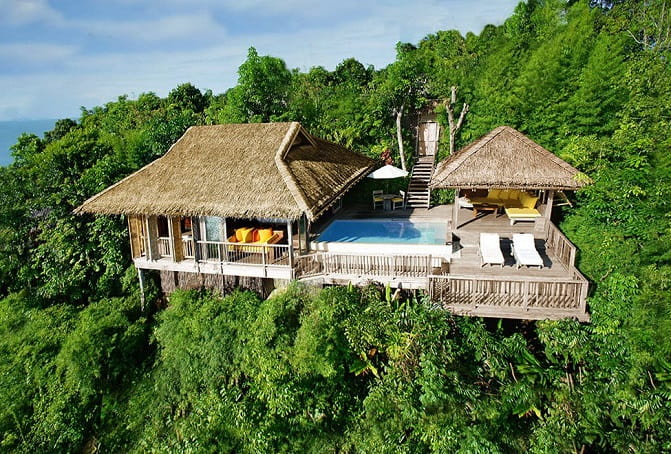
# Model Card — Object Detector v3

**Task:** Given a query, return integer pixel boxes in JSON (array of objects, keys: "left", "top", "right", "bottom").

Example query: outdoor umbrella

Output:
[
  {"left": 367, "top": 164, "right": 409, "bottom": 193},
  {"left": 367, "top": 164, "right": 409, "bottom": 180}
]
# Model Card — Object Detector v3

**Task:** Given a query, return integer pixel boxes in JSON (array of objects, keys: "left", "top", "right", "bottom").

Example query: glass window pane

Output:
[{"left": 204, "top": 216, "right": 223, "bottom": 241}]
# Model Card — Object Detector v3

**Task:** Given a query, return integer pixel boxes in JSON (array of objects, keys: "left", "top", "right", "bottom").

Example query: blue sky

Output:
[{"left": 0, "top": 0, "right": 519, "bottom": 121}]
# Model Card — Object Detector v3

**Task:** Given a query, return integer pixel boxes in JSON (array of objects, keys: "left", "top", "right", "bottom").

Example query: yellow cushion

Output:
[
  {"left": 520, "top": 193, "right": 538, "bottom": 209},
  {"left": 236, "top": 227, "right": 254, "bottom": 243},
  {"left": 505, "top": 208, "right": 542, "bottom": 218},
  {"left": 488, "top": 188, "right": 501, "bottom": 199},
  {"left": 510, "top": 189, "right": 524, "bottom": 201},
  {"left": 257, "top": 228, "right": 274, "bottom": 243}
]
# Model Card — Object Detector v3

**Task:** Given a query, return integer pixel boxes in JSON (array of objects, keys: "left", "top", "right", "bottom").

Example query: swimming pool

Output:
[
  {"left": 316, "top": 219, "right": 448, "bottom": 245},
  {"left": 312, "top": 219, "right": 452, "bottom": 266}
]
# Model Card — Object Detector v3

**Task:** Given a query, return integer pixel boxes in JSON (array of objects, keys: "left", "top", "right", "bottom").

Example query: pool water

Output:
[{"left": 316, "top": 219, "right": 447, "bottom": 245}]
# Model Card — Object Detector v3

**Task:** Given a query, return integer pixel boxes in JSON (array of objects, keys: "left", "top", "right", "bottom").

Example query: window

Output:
[{"left": 202, "top": 216, "right": 224, "bottom": 242}]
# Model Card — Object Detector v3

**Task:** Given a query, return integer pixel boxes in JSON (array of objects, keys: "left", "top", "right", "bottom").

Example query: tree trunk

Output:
[
  {"left": 394, "top": 105, "right": 407, "bottom": 171},
  {"left": 445, "top": 86, "right": 469, "bottom": 155}
]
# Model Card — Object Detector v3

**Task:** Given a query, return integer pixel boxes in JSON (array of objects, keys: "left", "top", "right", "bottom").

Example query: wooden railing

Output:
[
  {"left": 182, "top": 239, "right": 195, "bottom": 259},
  {"left": 158, "top": 237, "right": 171, "bottom": 257},
  {"left": 196, "top": 240, "right": 290, "bottom": 266},
  {"left": 294, "top": 254, "right": 324, "bottom": 279},
  {"left": 294, "top": 253, "right": 433, "bottom": 279},
  {"left": 545, "top": 222, "right": 576, "bottom": 268},
  {"left": 429, "top": 273, "right": 589, "bottom": 320}
]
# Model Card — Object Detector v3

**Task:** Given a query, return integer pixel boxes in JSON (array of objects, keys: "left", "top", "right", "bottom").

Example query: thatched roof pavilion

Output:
[
  {"left": 76, "top": 122, "right": 375, "bottom": 221},
  {"left": 430, "top": 126, "right": 589, "bottom": 190}
]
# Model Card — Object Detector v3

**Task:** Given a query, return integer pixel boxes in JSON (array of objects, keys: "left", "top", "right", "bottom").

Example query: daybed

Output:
[{"left": 465, "top": 189, "right": 542, "bottom": 224}]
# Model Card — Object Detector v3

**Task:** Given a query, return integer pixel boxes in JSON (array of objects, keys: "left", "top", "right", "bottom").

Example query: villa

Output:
[{"left": 76, "top": 121, "right": 590, "bottom": 321}]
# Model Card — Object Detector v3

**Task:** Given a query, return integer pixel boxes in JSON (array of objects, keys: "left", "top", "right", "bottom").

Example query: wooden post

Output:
[
  {"left": 452, "top": 188, "right": 460, "bottom": 233},
  {"left": 545, "top": 190, "right": 554, "bottom": 219},
  {"left": 222, "top": 217, "right": 229, "bottom": 262},
  {"left": 145, "top": 215, "right": 160, "bottom": 260},
  {"left": 192, "top": 217, "right": 201, "bottom": 262},
  {"left": 170, "top": 217, "right": 184, "bottom": 262},
  {"left": 287, "top": 219, "right": 294, "bottom": 270},
  {"left": 138, "top": 268, "right": 146, "bottom": 311}
]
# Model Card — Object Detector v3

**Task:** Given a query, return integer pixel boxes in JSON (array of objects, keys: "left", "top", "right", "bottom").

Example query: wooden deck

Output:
[
  {"left": 140, "top": 203, "right": 589, "bottom": 321},
  {"left": 305, "top": 203, "right": 589, "bottom": 321}
]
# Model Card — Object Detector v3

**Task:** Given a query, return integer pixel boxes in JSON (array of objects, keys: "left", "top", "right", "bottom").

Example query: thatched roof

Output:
[
  {"left": 430, "top": 126, "right": 590, "bottom": 190},
  {"left": 76, "top": 122, "right": 375, "bottom": 221}
]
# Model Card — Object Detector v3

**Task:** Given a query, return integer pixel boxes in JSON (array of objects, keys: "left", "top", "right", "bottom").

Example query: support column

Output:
[
  {"left": 192, "top": 217, "right": 202, "bottom": 262},
  {"left": 451, "top": 188, "right": 460, "bottom": 234},
  {"left": 298, "top": 214, "right": 309, "bottom": 255},
  {"left": 138, "top": 268, "right": 146, "bottom": 311},
  {"left": 544, "top": 190, "right": 554, "bottom": 219},
  {"left": 287, "top": 219, "right": 294, "bottom": 270},
  {"left": 169, "top": 217, "right": 184, "bottom": 262},
  {"left": 222, "top": 217, "right": 229, "bottom": 262}
]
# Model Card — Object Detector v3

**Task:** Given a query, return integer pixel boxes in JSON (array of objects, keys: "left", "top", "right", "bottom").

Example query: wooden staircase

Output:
[{"left": 406, "top": 155, "right": 435, "bottom": 209}]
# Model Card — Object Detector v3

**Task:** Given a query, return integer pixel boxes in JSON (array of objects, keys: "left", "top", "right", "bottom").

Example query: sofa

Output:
[
  {"left": 227, "top": 227, "right": 285, "bottom": 258},
  {"left": 466, "top": 189, "right": 542, "bottom": 225}
]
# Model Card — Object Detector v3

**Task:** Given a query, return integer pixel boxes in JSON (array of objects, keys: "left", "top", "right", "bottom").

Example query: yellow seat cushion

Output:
[
  {"left": 505, "top": 208, "right": 542, "bottom": 218},
  {"left": 488, "top": 188, "right": 501, "bottom": 199},
  {"left": 236, "top": 227, "right": 254, "bottom": 243},
  {"left": 257, "top": 228, "right": 274, "bottom": 243}
]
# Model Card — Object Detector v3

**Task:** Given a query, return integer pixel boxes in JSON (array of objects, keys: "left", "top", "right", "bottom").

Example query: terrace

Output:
[{"left": 77, "top": 122, "right": 590, "bottom": 321}]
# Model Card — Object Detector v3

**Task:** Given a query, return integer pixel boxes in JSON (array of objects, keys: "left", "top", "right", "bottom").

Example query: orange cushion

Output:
[
  {"left": 257, "top": 228, "right": 274, "bottom": 243},
  {"left": 236, "top": 227, "right": 254, "bottom": 243}
]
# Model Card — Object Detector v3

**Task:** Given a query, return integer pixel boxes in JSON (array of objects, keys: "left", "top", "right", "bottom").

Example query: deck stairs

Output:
[{"left": 406, "top": 155, "right": 435, "bottom": 209}]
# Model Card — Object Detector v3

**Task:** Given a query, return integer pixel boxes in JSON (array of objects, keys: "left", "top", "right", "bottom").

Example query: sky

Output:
[{"left": 0, "top": 0, "right": 520, "bottom": 121}]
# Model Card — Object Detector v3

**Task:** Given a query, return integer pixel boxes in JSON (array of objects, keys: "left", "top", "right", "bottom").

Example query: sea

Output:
[{"left": 0, "top": 119, "right": 58, "bottom": 166}]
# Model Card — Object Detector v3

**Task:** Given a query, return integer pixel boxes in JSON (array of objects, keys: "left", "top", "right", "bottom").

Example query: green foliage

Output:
[
  {"left": 0, "top": 0, "right": 670, "bottom": 451},
  {"left": 218, "top": 47, "right": 293, "bottom": 123}
]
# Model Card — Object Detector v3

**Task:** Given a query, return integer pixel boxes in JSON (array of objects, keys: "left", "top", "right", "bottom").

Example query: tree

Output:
[
  {"left": 221, "top": 47, "right": 293, "bottom": 123},
  {"left": 375, "top": 43, "right": 428, "bottom": 170},
  {"left": 167, "top": 83, "right": 208, "bottom": 113},
  {"left": 443, "top": 86, "right": 469, "bottom": 154}
]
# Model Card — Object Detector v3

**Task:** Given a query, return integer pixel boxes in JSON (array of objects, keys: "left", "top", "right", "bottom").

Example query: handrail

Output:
[
  {"left": 429, "top": 273, "right": 589, "bottom": 314},
  {"left": 545, "top": 222, "right": 577, "bottom": 268},
  {"left": 294, "top": 252, "right": 433, "bottom": 279},
  {"left": 195, "top": 239, "right": 290, "bottom": 266}
]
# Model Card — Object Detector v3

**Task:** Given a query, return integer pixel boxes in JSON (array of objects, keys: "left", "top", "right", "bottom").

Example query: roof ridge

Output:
[{"left": 274, "top": 122, "right": 313, "bottom": 218}]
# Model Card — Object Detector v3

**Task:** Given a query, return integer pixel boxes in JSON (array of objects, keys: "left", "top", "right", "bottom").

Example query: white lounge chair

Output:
[
  {"left": 511, "top": 233, "right": 544, "bottom": 269},
  {"left": 479, "top": 232, "right": 504, "bottom": 267}
]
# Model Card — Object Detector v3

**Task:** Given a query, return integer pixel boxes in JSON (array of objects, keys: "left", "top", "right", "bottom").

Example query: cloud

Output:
[
  {"left": 0, "top": 42, "right": 77, "bottom": 64},
  {"left": 0, "top": 1, "right": 520, "bottom": 120},
  {"left": 77, "top": 11, "right": 227, "bottom": 43},
  {"left": 0, "top": 0, "right": 63, "bottom": 25}
]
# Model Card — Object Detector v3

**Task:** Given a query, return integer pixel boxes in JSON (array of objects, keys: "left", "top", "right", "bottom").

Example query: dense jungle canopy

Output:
[{"left": 0, "top": 0, "right": 670, "bottom": 452}]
